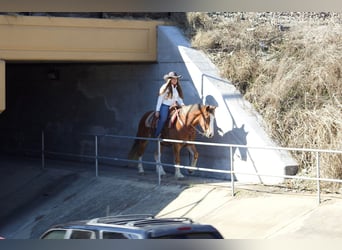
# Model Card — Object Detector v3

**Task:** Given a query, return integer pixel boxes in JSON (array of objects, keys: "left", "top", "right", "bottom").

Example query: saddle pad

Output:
[
  {"left": 168, "top": 109, "right": 179, "bottom": 128},
  {"left": 145, "top": 109, "right": 179, "bottom": 129}
]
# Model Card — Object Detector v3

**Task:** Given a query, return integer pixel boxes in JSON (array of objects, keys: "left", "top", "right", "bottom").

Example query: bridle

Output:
[{"left": 175, "top": 107, "right": 211, "bottom": 137}]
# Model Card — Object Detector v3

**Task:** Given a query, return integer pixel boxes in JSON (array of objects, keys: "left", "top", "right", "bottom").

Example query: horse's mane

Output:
[{"left": 181, "top": 103, "right": 202, "bottom": 114}]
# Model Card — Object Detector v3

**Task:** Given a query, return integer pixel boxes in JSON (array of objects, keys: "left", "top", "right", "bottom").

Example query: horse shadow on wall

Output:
[
  {"left": 221, "top": 125, "right": 248, "bottom": 161},
  {"left": 205, "top": 95, "right": 249, "bottom": 179}
]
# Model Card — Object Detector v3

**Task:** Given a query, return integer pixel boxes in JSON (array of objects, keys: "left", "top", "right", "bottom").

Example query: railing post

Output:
[
  {"left": 316, "top": 151, "right": 321, "bottom": 204},
  {"left": 230, "top": 146, "right": 235, "bottom": 197},
  {"left": 201, "top": 74, "right": 204, "bottom": 104},
  {"left": 95, "top": 135, "right": 98, "bottom": 177},
  {"left": 157, "top": 139, "right": 161, "bottom": 186},
  {"left": 41, "top": 130, "right": 45, "bottom": 169}
]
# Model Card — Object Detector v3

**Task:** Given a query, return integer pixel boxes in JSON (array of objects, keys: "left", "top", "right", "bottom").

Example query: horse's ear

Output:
[
  {"left": 205, "top": 105, "right": 216, "bottom": 115},
  {"left": 240, "top": 124, "right": 248, "bottom": 135},
  {"left": 206, "top": 105, "right": 217, "bottom": 111}
]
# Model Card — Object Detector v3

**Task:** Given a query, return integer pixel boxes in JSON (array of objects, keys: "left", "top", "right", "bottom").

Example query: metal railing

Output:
[
  {"left": 200, "top": 72, "right": 234, "bottom": 104},
  {"left": 40, "top": 131, "right": 342, "bottom": 205}
]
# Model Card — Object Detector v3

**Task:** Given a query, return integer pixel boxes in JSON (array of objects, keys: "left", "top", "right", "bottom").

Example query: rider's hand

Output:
[{"left": 155, "top": 111, "right": 160, "bottom": 118}]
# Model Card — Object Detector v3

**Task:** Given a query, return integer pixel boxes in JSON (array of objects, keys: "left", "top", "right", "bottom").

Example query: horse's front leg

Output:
[
  {"left": 137, "top": 156, "right": 144, "bottom": 174},
  {"left": 186, "top": 144, "right": 198, "bottom": 174},
  {"left": 154, "top": 148, "right": 166, "bottom": 176},
  {"left": 173, "top": 144, "right": 184, "bottom": 179}
]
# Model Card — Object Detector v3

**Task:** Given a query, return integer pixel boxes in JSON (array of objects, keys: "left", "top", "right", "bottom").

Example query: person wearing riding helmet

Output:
[{"left": 154, "top": 71, "right": 185, "bottom": 137}]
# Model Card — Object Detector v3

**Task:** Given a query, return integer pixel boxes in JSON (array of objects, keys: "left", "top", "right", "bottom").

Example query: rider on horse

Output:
[{"left": 154, "top": 71, "right": 185, "bottom": 137}]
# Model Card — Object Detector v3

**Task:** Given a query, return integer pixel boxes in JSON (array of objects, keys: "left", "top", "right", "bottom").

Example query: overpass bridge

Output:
[{"left": 0, "top": 14, "right": 297, "bottom": 184}]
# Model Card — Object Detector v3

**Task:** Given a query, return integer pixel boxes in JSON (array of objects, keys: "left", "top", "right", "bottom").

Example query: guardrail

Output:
[
  {"left": 200, "top": 73, "right": 234, "bottom": 104},
  {"left": 39, "top": 131, "right": 342, "bottom": 205}
]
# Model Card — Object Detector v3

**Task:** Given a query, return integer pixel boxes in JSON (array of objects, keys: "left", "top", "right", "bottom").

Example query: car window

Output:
[
  {"left": 69, "top": 230, "right": 95, "bottom": 239},
  {"left": 101, "top": 231, "right": 142, "bottom": 239},
  {"left": 41, "top": 229, "right": 68, "bottom": 239},
  {"left": 154, "top": 233, "right": 222, "bottom": 239},
  {"left": 102, "top": 231, "right": 129, "bottom": 239}
]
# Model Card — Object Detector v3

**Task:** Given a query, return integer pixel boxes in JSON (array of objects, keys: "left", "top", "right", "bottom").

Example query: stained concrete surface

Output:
[{"left": 0, "top": 155, "right": 341, "bottom": 240}]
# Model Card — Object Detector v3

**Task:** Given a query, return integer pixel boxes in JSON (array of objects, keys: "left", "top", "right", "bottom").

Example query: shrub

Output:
[{"left": 184, "top": 12, "right": 342, "bottom": 191}]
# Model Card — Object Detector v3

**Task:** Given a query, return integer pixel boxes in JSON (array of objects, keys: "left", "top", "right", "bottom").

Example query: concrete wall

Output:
[
  {"left": 163, "top": 26, "right": 298, "bottom": 183},
  {"left": 0, "top": 24, "right": 208, "bottom": 177},
  {"left": 0, "top": 25, "right": 298, "bottom": 184}
]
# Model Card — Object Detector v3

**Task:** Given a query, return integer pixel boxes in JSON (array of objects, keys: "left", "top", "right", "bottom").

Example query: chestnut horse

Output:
[{"left": 128, "top": 104, "right": 217, "bottom": 179}]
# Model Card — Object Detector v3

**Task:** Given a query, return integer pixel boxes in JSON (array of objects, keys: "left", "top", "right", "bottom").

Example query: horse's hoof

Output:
[
  {"left": 138, "top": 172, "right": 145, "bottom": 176},
  {"left": 187, "top": 170, "right": 194, "bottom": 175},
  {"left": 175, "top": 174, "right": 185, "bottom": 179},
  {"left": 156, "top": 168, "right": 166, "bottom": 176}
]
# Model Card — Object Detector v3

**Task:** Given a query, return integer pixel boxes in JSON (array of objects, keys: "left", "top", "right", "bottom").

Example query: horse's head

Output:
[{"left": 198, "top": 104, "right": 217, "bottom": 138}]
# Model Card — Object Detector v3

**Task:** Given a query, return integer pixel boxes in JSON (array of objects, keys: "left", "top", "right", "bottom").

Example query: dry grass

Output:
[{"left": 183, "top": 12, "right": 342, "bottom": 191}]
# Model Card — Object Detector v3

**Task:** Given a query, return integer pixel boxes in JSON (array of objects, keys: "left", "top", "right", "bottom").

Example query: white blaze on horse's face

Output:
[
  {"left": 200, "top": 105, "right": 216, "bottom": 138},
  {"left": 206, "top": 113, "right": 215, "bottom": 138}
]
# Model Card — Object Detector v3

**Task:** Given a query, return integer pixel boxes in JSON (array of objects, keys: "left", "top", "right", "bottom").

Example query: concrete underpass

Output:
[{"left": 0, "top": 23, "right": 298, "bottom": 184}]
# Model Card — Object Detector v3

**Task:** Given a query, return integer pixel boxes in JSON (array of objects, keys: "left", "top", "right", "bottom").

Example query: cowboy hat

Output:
[{"left": 163, "top": 71, "right": 182, "bottom": 81}]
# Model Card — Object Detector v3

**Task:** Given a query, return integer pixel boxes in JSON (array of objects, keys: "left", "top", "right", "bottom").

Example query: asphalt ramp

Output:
[{"left": 0, "top": 155, "right": 342, "bottom": 239}]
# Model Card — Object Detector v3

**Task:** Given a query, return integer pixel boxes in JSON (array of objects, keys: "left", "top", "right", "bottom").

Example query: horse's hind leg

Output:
[
  {"left": 137, "top": 140, "right": 148, "bottom": 175},
  {"left": 173, "top": 144, "right": 185, "bottom": 179},
  {"left": 186, "top": 144, "right": 198, "bottom": 174}
]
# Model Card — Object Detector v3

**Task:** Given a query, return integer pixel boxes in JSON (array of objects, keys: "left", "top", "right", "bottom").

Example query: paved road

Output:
[{"left": 0, "top": 155, "right": 341, "bottom": 239}]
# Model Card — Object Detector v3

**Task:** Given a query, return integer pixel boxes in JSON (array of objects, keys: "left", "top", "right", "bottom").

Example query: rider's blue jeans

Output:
[{"left": 155, "top": 104, "right": 170, "bottom": 137}]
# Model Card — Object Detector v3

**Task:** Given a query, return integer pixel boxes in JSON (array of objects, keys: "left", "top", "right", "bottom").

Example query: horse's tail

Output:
[
  {"left": 128, "top": 110, "right": 153, "bottom": 161},
  {"left": 128, "top": 139, "right": 140, "bottom": 160}
]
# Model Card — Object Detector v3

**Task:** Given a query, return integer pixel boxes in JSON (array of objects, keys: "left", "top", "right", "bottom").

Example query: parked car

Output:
[{"left": 39, "top": 214, "right": 224, "bottom": 239}]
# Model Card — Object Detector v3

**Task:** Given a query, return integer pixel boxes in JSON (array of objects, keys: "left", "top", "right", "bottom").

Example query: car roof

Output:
[{"left": 42, "top": 214, "right": 223, "bottom": 238}]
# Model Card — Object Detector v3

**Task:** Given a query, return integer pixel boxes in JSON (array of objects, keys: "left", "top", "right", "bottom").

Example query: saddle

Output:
[
  {"left": 145, "top": 112, "right": 158, "bottom": 128},
  {"left": 144, "top": 106, "right": 181, "bottom": 129}
]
